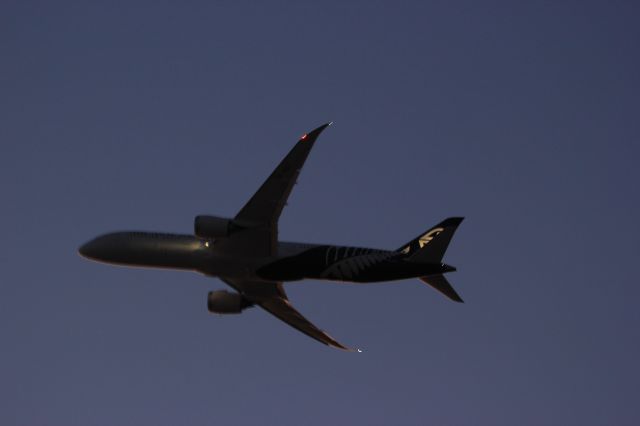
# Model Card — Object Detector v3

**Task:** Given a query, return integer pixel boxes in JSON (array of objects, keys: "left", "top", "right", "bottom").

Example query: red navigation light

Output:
[{"left": 300, "top": 134, "right": 308, "bottom": 141}]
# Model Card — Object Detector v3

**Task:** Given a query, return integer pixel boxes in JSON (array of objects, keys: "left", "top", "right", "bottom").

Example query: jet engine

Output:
[
  {"left": 207, "top": 290, "right": 252, "bottom": 314},
  {"left": 194, "top": 215, "right": 242, "bottom": 238}
]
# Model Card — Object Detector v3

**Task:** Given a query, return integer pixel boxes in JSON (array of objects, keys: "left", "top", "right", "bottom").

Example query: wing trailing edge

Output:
[
  {"left": 215, "top": 123, "right": 332, "bottom": 258},
  {"left": 221, "top": 277, "right": 356, "bottom": 351},
  {"left": 234, "top": 122, "right": 332, "bottom": 228}
]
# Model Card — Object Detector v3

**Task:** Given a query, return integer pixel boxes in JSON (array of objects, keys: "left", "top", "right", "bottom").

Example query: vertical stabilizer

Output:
[{"left": 398, "top": 217, "right": 464, "bottom": 262}]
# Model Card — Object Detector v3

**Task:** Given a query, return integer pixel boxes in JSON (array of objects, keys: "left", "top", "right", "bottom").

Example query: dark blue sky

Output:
[{"left": 2, "top": 1, "right": 639, "bottom": 425}]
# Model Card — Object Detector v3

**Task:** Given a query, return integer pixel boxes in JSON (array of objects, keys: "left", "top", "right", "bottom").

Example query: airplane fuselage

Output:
[
  {"left": 79, "top": 123, "right": 463, "bottom": 350},
  {"left": 79, "top": 232, "right": 454, "bottom": 283}
]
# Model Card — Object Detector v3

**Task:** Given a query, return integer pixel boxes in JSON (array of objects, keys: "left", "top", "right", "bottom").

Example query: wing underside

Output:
[{"left": 221, "top": 278, "right": 353, "bottom": 351}]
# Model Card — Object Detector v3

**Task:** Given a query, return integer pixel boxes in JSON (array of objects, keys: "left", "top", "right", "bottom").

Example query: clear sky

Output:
[{"left": 2, "top": 1, "right": 639, "bottom": 425}]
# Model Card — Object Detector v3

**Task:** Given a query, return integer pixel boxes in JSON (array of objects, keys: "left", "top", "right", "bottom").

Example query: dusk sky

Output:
[{"left": 2, "top": 1, "right": 639, "bottom": 425}]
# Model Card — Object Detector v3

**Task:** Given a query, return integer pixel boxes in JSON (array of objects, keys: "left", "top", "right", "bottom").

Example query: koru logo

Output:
[{"left": 418, "top": 228, "right": 444, "bottom": 248}]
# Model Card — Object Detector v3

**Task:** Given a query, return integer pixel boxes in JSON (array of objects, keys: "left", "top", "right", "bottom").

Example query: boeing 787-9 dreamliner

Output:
[{"left": 79, "top": 123, "right": 464, "bottom": 351}]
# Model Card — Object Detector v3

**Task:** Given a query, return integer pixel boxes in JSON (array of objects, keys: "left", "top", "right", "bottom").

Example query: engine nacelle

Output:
[
  {"left": 194, "top": 215, "right": 240, "bottom": 239},
  {"left": 207, "top": 290, "right": 252, "bottom": 314}
]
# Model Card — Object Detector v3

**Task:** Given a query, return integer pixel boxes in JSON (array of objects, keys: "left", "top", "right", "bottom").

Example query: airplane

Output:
[{"left": 79, "top": 123, "right": 464, "bottom": 351}]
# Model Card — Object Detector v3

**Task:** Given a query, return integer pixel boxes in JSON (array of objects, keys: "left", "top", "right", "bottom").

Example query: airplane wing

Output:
[
  {"left": 221, "top": 278, "right": 354, "bottom": 351},
  {"left": 259, "top": 295, "right": 354, "bottom": 351},
  {"left": 215, "top": 123, "right": 331, "bottom": 257}
]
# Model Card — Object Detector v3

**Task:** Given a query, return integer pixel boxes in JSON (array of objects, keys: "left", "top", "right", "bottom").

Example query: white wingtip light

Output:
[{"left": 357, "top": 348, "right": 362, "bottom": 353}]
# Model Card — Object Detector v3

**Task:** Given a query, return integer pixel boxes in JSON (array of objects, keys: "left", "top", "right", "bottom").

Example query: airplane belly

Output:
[{"left": 256, "top": 257, "right": 307, "bottom": 281}]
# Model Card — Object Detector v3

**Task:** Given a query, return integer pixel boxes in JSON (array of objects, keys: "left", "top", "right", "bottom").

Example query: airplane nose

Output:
[
  {"left": 79, "top": 235, "right": 116, "bottom": 260},
  {"left": 78, "top": 235, "right": 120, "bottom": 261},
  {"left": 78, "top": 239, "right": 98, "bottom": 259}
]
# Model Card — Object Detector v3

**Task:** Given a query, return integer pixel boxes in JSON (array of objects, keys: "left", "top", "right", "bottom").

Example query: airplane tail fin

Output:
[
  {"left": 397, "top": 217, "right": 464, "bottom": 262},
  {"left": 419, "top": 275, "right": 464, "bottom": 303}
]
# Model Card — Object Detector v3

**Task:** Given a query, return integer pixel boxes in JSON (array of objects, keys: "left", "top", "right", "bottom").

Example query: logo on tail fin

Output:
[
  {"left": 399, "top": 227, "right": 445, "bottom": 255},
  {"left": 418, "top": 227, "right": 444, "bottom": 248}
]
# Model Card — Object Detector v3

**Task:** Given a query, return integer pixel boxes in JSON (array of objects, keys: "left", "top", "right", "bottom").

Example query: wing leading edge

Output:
[
  {"left": 234, "top": 122, "right": 331, "bottom": 228},
  {"left": 216, "top": 123, "right": 331, "bottom": 258},
  {"left": 221, "top": 278, "right": 354, "bottom": 351}
]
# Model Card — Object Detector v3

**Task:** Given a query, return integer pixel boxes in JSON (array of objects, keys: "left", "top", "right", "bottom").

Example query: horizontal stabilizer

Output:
[{"left": 419, "top": 274, "right": 464, "bottom": 303}]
